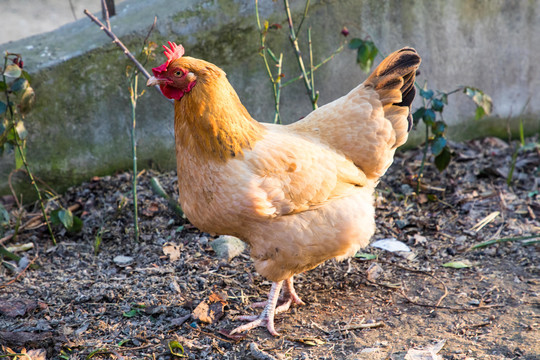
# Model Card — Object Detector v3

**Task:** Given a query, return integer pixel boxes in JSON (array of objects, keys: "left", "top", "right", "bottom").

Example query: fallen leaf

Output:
[
  {"left": 142, "top": 202, "right": 160, "bottom": 217},
  {"left": 366, "top": 263, "right": 384, "bottom": 281},
  {"left": 442, "top": 261, "right": 472, "bottom": 269},
  {"left": 192, "top": 292, "right": 228, "bottom": 324},
  {"left": 23, "top": 348, "right": 47, "bottom": 360},
  {"left": 163, "top": 243, "right": 181, "bottom": 262}
]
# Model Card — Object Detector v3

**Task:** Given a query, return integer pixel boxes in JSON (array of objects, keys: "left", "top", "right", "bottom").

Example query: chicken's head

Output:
[{"left": 147, "top": 42, "right": 198, "bottom": 100}]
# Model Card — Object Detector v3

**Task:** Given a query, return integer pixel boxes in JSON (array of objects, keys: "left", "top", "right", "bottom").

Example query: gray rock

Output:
[
  {"left": 210, "top": 235, "right": 246, "bottom": 262},
  {"left": 113, "top": 255, "right": 134, "bottom": 266}
]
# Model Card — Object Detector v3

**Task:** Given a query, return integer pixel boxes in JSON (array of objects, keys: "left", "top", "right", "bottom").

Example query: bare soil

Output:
[{"left": 1, "top": 136, "right": 539, "bottom": 359}]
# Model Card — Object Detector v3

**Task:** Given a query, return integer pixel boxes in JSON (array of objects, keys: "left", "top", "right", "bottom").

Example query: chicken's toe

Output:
[{"left": 231, "top": 280, "right": 283, "bottom": 336}]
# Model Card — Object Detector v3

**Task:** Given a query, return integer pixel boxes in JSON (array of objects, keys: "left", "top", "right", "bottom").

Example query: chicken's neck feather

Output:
[{"left": 174, "top": 75, "right": 265, "bottom": 162}]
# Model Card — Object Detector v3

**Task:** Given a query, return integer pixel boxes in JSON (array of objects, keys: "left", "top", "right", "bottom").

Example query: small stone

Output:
[
  {"left": 113, "top": 255, "right": 134, "bottom": 266},
  {"left": 210, "top": 235, "right": 246, "bottom": 262}
]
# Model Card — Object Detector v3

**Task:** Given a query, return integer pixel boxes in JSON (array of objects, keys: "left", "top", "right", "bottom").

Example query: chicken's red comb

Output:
[
  {"left": 152, "top": 41, "right": 185, "bottom": 76},
  {"left": 163, "top": 41, "right": 184, "bottom": 63}
]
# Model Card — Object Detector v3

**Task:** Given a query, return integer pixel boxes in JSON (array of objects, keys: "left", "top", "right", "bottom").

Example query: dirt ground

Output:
[{"left": 0, "top": 136, "right": 539, "bottom": 359}]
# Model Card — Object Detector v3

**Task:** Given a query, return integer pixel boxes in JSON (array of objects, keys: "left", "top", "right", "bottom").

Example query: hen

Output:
[{"left": 147, "top": 42, "right": 420, "bottom": 336}]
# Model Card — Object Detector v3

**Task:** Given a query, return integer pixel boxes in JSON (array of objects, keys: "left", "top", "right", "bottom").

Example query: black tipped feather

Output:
[{"left": 366, "top": 47, "right": 421, "bottom": 131}]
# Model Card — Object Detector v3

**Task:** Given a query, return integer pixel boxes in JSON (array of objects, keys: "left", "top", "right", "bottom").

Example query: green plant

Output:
[
  {"left": 413, "top": 83, "right": 493, "bottom": 188},
  {"left": 255, "top": 0, "right": 347, "bottom": 123},
  {"left": 85, "top": 5, "right": 158, "bottom": 242},
  {"left": 49, "top": 207, "right": 83, "bottom": 233},
  {"left": 125, "top": 38, "right": 156, "bottom": 242},
  {"left": 0, "top": 52, "right": 56, "bottom": 245}
]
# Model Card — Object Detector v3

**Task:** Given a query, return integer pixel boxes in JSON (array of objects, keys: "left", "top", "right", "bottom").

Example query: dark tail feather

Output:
[{"left": 365, "top": 47, "right": 421, "bottom": 132}]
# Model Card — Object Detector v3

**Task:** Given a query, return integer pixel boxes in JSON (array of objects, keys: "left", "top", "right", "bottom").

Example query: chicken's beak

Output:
[{"left": 146, "top": 76, "right": 163, "bottom": 87}]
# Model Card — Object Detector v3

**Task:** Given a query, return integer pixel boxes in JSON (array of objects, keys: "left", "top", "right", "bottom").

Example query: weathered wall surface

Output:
[{"left": 1, "top": 0, "right": 538, "bottom": 196}]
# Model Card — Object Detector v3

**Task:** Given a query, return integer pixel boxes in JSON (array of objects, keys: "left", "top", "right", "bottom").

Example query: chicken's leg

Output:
[
  {"left": 231, "top": 280, "right": 283, "bottom": 336},
  {"left": 231, "top": 277, "right": 305, "bottom": 336},
  {"left": 250, "top": 277, "right": 305, "bottom": 314}
]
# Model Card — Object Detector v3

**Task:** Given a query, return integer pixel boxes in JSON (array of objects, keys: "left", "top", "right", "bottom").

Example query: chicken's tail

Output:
[{"left": 365, "top": 47, "right": 421, "bottom": 139}]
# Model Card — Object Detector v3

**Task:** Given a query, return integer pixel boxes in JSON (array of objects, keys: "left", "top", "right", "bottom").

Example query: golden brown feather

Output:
[{"left": 147, "top": 46, "right": 421, "bottom": 336}]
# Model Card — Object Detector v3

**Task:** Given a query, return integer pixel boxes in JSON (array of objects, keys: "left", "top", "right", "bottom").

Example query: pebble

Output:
[
  {"left": 210, "top": 235, "right": 246, "bottom": 262},
  {"left": 113, "top": 255, "right": 134, "bottom": 266}
]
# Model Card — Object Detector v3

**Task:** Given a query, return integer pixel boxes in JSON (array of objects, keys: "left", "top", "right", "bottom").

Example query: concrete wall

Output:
[{"left": 1, "top": 0, "right": 539, "bottom": 196}]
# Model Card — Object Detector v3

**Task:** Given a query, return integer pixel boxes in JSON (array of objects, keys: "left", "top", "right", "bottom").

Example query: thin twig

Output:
[
  {"left": 101, "top": 0, "right": 112, "bottom": 31},
  {"left": 83, "top": 9, "right": 152, "bottom": 81},
  {"left": 280, "top": 43, "right": 344, "bottom": 87},
  {"left": 342, "top": 321, "right": 385, "bottom": 330}
]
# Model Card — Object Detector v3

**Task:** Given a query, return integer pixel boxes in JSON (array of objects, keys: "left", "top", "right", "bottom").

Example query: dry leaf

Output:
[
  {"left": 192, "top": 292, "right": 228, "bottom": 324},
  {"left": 163, "top": 243, "right": 181, "bottom": 262}
]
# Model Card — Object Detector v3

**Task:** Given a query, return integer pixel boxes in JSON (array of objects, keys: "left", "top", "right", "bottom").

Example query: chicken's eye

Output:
[{"left": 175, "top": 70, "right": 183, "bottom": 76}]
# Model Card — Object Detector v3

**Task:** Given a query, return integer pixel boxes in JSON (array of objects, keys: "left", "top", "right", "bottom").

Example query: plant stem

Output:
[
  {"left": 2, "top": 57, "right": 56, "bottom": 245},
  {"left": 129, "top": 74, "right": 140, "bottom": 242},
  {"left": 295, "top": 0, "right": 311, "bottom": 35},
  {"left": 280, "top": 43, "right": 344, "bottom": 87},
  {"left": 307, "top": 27, "right": 318, "bottom": 108},
  {"left": 284, "top": 0, "right": 317, "bottom": 109},
  {"left": 417, "top": 120, "right": 430, "bottom": 193},
  {"left": 255, "top": 0, "right": 283, "bottom": 124}
]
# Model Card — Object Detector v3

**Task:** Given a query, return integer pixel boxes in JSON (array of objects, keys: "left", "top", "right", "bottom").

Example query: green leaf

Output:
[
  {"left": 168, "top": 340, "right": 187, "bottom": 357},
  {"left": 355, "top": 40, "right": 378, "bottom": 73},
  {"left": 0, "top": 203, "right": 9, "bottom": 226},
  {"left": 0, "top": 81, "right": 7, "bottom": 92},
  {"left": 122, "top": 309, "right": 141, "bottom": 318},
  {"left": 14, "top": 145, "right": 26, "bottom": 170},
  {"left": 419, "top": 88, "right": 434, "bottom": 100},
  {"left": 21, "top": 70, "right": 32, "bottom": 82},
  {"left": 0, "top": 245, "right": 21, "bottom": 261},
  {"left": 3, "top": 64, "right": 22, "bottom": 78},
  {"left": 354, "top": 253, "right": 377, "bottom": 260},
  {"left": 430, "top": 136, "right": 447, "bottom": 156},
  {"left": 70, "top": 215, "right": 83, "bottom": 233},
  {"left": 440, "top": 93, "right": 448, "bottom": 104},
  {"left": 87, "top": 348, "right": 108, "bottom": 359},
  {"left": 412, "top": 107, "right": 425, "bottom": 126},
  {"left": 50, "top": 208, "right": 82, "bottom": 232},
  {"left": 474, "top": 106, "right": 485, "bottom": 121},
  {"left": 442, "top": 261, "right": 472, "bottom": 269},
  {"left": 432, "top": 121, "right": 446, "bottom": 135},
  {"left": 10, "top": 78, "right": 28, "bottom": 93},
  {"left": 348, "top": 38, "right": 364, "bottom": 50},
  {"left": 117, "top": 339, "right": 131, "bottom": 346},
  {"left": 0, "top": 101, "right": 6, "bottom": 115},
  {"left": 432, "top": 98, "right": 444, "bottom": 112},
  {"left": 422, "top": 108, "right": 436, "bottom": 126},
  {"left": 58, "top": 209, "right": 74, "bottom": 230},
  {"left": 434, "top": 146, "right": 452, "bottom": 171},
  {"left": 49, "top": 209, "right": 61, "bottom": 226}
]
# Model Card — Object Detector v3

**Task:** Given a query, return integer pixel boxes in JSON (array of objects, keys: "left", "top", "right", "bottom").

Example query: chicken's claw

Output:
[
  {"left": 230, "top": 281, "right": 283, "bottom": 336},
  {"left": 230, "top": 277, "right": 305, "bottom": 336}
]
